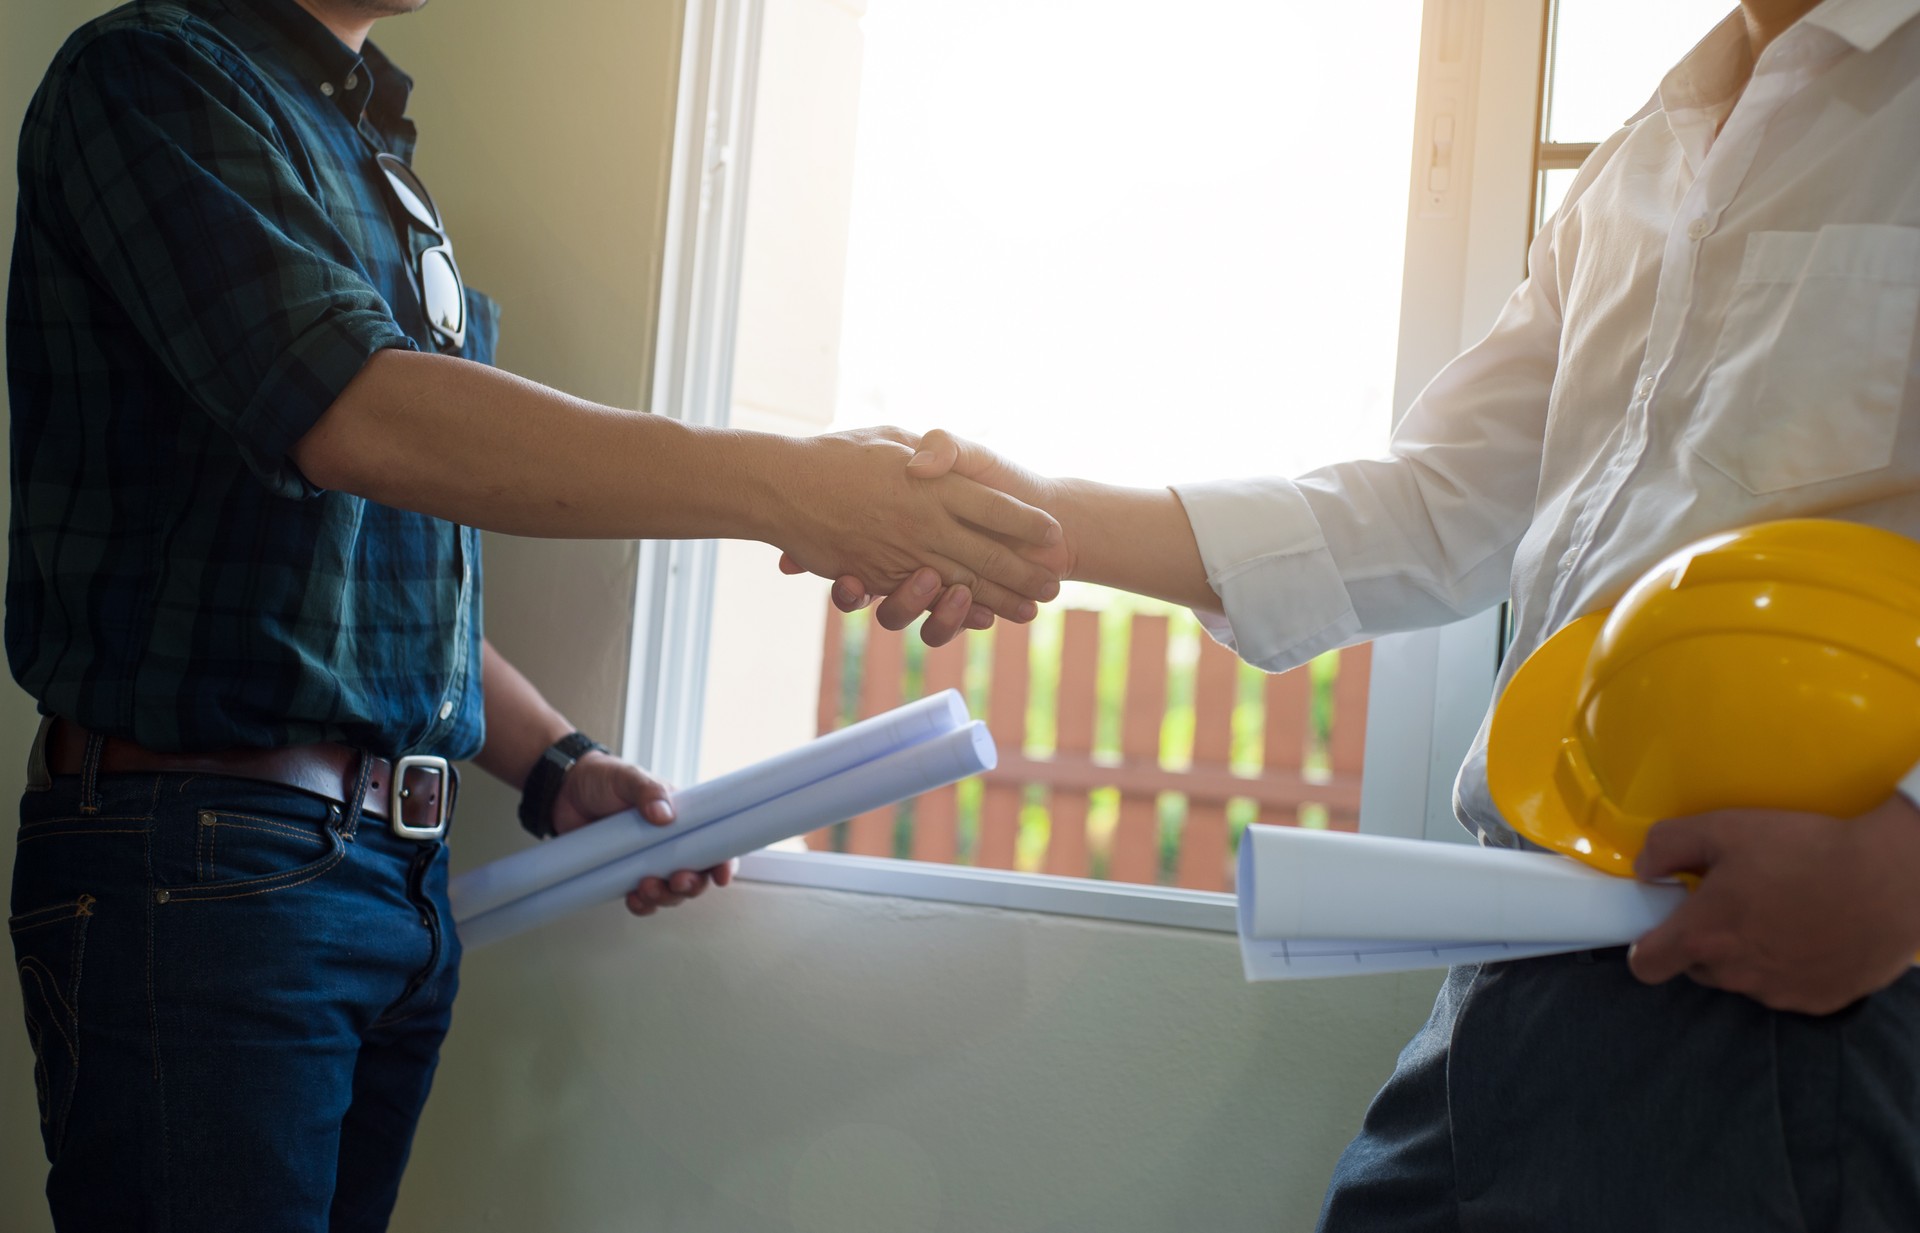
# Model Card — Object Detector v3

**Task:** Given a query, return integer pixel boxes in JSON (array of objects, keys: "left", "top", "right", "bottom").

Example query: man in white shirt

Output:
[{"left": 823, "top": 0, "right": 1920, "bottom": 1225}]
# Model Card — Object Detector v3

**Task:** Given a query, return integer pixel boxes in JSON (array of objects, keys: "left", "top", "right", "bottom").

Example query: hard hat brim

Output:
[{"left": 1487, "top": 610, "right": 1638, "bottom": 876}]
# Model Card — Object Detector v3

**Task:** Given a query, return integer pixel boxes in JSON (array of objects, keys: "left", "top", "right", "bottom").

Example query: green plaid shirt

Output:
[{"left": 6, "top": 0, "right": 499, "bottom": 757}]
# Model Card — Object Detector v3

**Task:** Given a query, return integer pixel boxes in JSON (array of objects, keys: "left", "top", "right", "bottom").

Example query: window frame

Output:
[{"left": 633, "top": 0, "right": 1549, "bottom": 933}]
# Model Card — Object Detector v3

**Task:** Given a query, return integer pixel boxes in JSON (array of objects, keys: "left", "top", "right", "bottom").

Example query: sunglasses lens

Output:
[
  {"left": 380, "top": 159, "right": 440, "bottom": 231},
  {"left": 420, "top": 249, "right": 464, "bottom": 340}
]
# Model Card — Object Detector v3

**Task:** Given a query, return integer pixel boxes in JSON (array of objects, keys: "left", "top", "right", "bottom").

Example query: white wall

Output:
[{"left": 0, "top": 2, "right": 1443, "bottom": 1231}]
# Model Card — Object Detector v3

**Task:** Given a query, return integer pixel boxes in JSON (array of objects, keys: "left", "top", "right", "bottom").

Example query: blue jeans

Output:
[
  {"left": 1318, "top": 948, "right": 1920, "bottom": 1232},
  {"left": 9, "top": 755, "right": 461, "bottom": 1231}
]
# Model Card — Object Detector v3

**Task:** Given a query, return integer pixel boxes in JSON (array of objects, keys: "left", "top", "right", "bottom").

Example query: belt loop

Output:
[
  {"left": 26, "top": 716, "right": 55, "bottom": 792},
  {"left": 341, "top": 751, "right": 374, "bottom": 842},
  {"left": 77, "top": 730, "right": 108, "bottom": 814}
]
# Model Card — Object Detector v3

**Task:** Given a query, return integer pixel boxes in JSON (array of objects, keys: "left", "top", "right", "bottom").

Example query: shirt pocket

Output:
[{"left": 1689, "top": 224, "right": 1920, "bottom": 494}]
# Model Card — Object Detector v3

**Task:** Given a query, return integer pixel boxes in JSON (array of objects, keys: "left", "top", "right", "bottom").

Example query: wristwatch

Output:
[{"left": 518, "top": 731, "right": 608, "bottom": 839}]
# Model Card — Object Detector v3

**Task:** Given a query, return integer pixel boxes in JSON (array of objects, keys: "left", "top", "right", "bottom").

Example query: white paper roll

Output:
[
  {"left": 1234, "top": 824, "right": 1687, "bottom": 981},
  {"left": 450, "top": 690, "right": 970, "bottom": 920},
  {"left": 458, "top": 721, "right": 997, "bottom": 948}
]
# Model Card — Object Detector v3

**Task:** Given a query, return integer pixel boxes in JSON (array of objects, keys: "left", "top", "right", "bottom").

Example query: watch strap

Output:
[{"left": 518, "top": 731, "right": 609, "bottom": 839}]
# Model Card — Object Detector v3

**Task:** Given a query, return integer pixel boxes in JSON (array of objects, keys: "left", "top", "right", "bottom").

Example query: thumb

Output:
[
  {"left": 1634, "top": 814, "right": 1726, "bottom": 881},
  {"left": 905, "top": 428, "right": 962, "bottom": 477}
]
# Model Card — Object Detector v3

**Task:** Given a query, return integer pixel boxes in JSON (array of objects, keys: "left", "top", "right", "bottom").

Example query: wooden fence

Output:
[{"left": 809, "top": 605, "right": 1370, "bottom": 892}]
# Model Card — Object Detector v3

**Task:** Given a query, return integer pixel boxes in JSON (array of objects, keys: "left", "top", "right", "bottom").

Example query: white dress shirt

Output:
[{"left": 1172, "top": 0, "right": 1920, "bottom": 846}]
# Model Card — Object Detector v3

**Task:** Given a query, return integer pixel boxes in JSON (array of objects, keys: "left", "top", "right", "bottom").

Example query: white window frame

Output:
[
  {"left": 634, "top": 0, "right": 1548, "bottom": 933},
  {"left": 625, "top": 0, "right": 766, "bottom": 785}
]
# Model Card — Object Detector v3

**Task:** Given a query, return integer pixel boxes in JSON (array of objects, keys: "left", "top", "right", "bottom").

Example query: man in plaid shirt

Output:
[{"left": 4, "top": 1, "right": 1062, "bottom": 1228}]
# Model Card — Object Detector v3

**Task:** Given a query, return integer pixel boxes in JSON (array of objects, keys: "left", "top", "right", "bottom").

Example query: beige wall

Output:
[{"left": 0, "top": 3, "right": 1440, "bottom": 1231}]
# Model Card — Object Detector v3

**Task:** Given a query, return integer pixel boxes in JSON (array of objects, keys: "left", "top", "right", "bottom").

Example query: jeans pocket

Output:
[
  {"left": 9, "top": 894, "right": 95, "bottom": 1158},
  {"left": 158, "top": 805, "right": 346, "bottom": 904}
]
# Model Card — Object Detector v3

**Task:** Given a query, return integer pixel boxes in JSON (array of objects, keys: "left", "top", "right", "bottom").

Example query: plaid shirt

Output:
[{"left": 6, "top": 0, "right": 499, "bottom": 758}]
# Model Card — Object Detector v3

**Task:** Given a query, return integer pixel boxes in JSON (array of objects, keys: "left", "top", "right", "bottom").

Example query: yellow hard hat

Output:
[{"left": 1488, "top": 519, "right": 1920, "bottom": 877}]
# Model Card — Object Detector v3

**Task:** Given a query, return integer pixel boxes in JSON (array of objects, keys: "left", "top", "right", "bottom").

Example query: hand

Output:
[
  {"left": 549, "top": 751, "right": 735, "bottom": 917},
  {"left": 1627, "top": 795, "right": 1920, "bottom": 1013},
  {"left": 774, "top": 427, "right": 1063, "bottom": 624},
  {"left": 783, "top": 430, "right": 1079, "bottom": 646}
]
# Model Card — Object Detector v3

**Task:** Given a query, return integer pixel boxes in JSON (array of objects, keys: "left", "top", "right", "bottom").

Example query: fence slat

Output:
[
  {"left": 1110, "top": 614, "right": 1168, "bottom": 885},
  {"left": 977, "top": 621, "right": 1030, "bottom": 869},
  {"left": 817, "top": 602, "right": 1369, "bottom": 885},
  {"left": 806, "top": 614, "right": 847, "bottom": 850},
  {"left": 1176, "top": 637, "right": 1239, "bottom": 890},
  {"left": 1327, "top": 642, "right": 1372, "bottom": 831},
  {"left": 1259, "top": 662, "right": 1312, "bottom": 827},
  {"left": 910, "top": 635, "right": 969, "bottom": 863},
  {"left": 1043, "top": 609, "right": 1100, "bottom": 878},
  {"left": 844, "top": 624, "right": 905, "bottom": 856}
]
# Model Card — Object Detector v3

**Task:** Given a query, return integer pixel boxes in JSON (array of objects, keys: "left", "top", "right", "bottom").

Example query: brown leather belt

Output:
[{"left": 41, "top": 720, "right": 456, "bottom": 838}]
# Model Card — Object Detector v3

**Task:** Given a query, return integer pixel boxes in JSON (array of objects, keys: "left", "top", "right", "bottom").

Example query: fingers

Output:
[
  {"left": 916, "top": 585, "right": 976, "bottom": 646},
  {"left": 904, "top": 427, "right": 962, "bottom": 477},
  {"left": 1634, "top": 814, "right": 1726, "bottom": 881},
  {"left": 625, "top": 869, "right": 711, "bottom": 916},
  {"left": 779, "top": 552, "right": 805, "bottom": 576},
  {"left": 1628, "top": 909, "right": 1740, "bottom": 987},
  {"left": 831, "top": 576, "right": 874, "bottom": 612},
  {"left": 940, "top": 530, "right": 1059, "bottom": 606},
  {"left": 965, "top": 603, "right": 995, "bottom": 630},
  {"left": 875, "top": 568, "right": 943, "bottom": 630},
  {"left": 937, "top": 475, "right": 1061, "bottom": 548}
]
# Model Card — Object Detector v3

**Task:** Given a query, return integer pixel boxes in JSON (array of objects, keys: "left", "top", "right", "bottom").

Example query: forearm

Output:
[
  {"left": 293, "top": 349, "right": 793, "bottom": 541},
  {"left": 1054, "top": 478, "right": 1220, "bottom": 612},
  {"left": 473, "top": 639, "right": 574, "bottom": 789}
]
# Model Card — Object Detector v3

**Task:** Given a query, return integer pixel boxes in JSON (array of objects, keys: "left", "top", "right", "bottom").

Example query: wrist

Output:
[{"left": 518, "top": 731, "right": 609, "bottom": 839}]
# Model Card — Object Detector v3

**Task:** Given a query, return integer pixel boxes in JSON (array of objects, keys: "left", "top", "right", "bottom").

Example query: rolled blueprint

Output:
[
  {"left": 450, "top": 690, "right": 970, "bottom": 921},
  {"left": 1236, "top": 824, "right": 1687, "bottom": 981},
  {"left": 458, "top": 721, "right": 997, "bottom": 948}
]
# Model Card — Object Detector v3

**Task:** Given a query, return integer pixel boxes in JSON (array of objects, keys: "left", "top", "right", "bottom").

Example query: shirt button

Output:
[
  {"left": 319, "top": 81, "right": 336, "bottom": 97},
  {"left": 344, "top": 72, "right": 359, "bottom": 90},
  {"left": 1686, "top": 218, "right": 1710, "bottom": 240},
  {"left": 439, "top": 700, "right": 454, "bottom": 721}
]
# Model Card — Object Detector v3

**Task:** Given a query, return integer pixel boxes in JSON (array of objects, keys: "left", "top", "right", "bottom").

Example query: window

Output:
[
  {"left": 1536, "top": 0, "right": 1741, "bottom": 225},
  {"left": 637, "top": 0, "right": 1558, "bottom": 928}
]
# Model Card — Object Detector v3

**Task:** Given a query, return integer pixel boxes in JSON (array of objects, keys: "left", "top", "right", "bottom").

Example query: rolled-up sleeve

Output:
[
  {"left": 1173, "top": 214, "right": 1570, "bottom": 673},
  {"left": 43, "top": 27, "right": 413, "bottom": 497}
]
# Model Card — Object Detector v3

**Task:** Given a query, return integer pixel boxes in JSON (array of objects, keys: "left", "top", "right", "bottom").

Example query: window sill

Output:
[{"left": 737, "top": 849, "right": 1238, "bottom": 934}]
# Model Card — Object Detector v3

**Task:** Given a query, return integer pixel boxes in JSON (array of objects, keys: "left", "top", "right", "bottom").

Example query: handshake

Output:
[{"left": 772, "top": 426, "right": 1082, "bottom": 645}]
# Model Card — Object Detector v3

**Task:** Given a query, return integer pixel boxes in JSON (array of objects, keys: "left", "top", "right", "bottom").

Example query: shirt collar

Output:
[
  {"left": 201, "top": 0, "right": 414, "bottom": 129},
  {"left": 1629, "top": 0, "right": 1920, "bottom": 129},
  {"left": 1801, "top": 0, "right": 1920, "bottom": 50}
]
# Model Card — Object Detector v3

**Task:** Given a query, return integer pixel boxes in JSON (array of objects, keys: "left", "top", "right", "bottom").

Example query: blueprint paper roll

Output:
[
  {"left": 458, "top": 721, "right": 997, "bottom": 948},
  {"left": 1236, "top": 825, "right": 1685, "bottom": 945},
  {"left": 449, "top": 690, "right": 970, "bottom": 920},
  {"left": 1234, "top": 824, "right": 1687, "bottom": 982}
]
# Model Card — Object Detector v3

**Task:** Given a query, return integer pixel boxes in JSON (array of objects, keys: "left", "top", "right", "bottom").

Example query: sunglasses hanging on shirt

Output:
[{"left": 374, "top": 152, "right": 466, "bottom": 352}]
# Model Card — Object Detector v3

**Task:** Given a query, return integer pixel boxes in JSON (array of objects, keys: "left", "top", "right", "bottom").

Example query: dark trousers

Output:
[
  {"left": 9, "top": 752, "right": 460, "bottom": 1232},
  {"left": 1319, "top": 948, "right": 1920, "bottom": 1232}
]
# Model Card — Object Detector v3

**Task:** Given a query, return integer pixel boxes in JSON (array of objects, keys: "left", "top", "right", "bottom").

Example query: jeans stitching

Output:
[
  {"left": 204, "top": 815, "right": 330, "bottom": 841},
  {"left": 77, "top": 735, "right": 104, "bottom": 814},
  {"left": 17, "top": 828, "right": 148, "bottom": 845},
  {"left": 155, "top": 839, "right": 347, "bottom": 903},
  {"left": 10, "top": 895, "right": 93, "bottom": 1155}
]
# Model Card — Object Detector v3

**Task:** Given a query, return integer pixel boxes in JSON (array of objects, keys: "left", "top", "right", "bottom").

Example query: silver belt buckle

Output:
[{"left": 391, "top": 754, "right": 452, "bottom": 840}]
